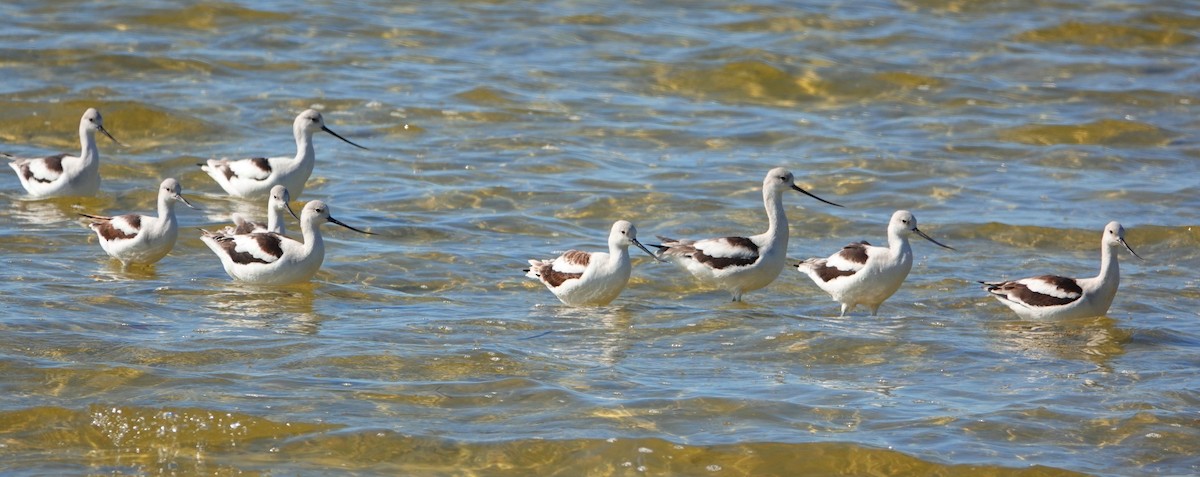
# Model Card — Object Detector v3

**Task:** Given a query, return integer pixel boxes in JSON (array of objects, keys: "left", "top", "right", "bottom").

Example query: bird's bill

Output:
[
  {"left": 284, "top": 200, "right": 301, "bottom": 221},
  {"left": 790, "top": 184, "right": 842, "bottom": 207},
  {"left": 913, "top": 228, "right": 955, "bottom": 250},
  {"left": 632, "top": 238, "right": 666, "bottom": 262},
  {"left": 328, "top": 215, "right": 374, "bottom": 235},
  {"left": 98, "top": 125, "right": 124, "bottom": 147},
  {"left": 322, "top": 126, "right": 369, "bottom": 150},
  {"left": 175, "top": 193, "right": 199, "bottom": 210},
  {"left": 1120, "top": 238, "right": 1143, "bottom": 260}
]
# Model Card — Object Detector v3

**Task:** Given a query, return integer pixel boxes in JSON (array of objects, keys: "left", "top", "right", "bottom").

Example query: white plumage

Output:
[
  {"left": 796, "top": 210, "right": 954, "bottom": 316},
  {"left": 653, "top": 167, "right": 842, "bottom": 302},
  {"left": 981, "top": 221, "right": 1141, "bottom": 320},
  {"left": 80, "top": 178, "right": 196, "bottom": 267},
  {"left": 525, "top": 220, "right": 661, "bottom": 306},
  {"left": 222, "top": 185, "right": 296, "bottom": 235},
  {"left": 200, "top": 109, "right": 367, "bottom": 199},
  {"left": 6, "top": 108, "right": 119, "bottom": 198},
  {"left": 200, "top": 200, "right": 373, "bottom": 285}
]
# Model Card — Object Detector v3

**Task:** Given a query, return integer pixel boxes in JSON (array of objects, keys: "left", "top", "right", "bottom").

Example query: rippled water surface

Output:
[{"left": 1, "top": 0, "right": 1199, "bottom": 475}]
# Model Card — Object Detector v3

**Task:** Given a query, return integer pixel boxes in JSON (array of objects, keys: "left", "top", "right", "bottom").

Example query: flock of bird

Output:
[
  {"left": 6, "top": 108, "right": 1141, "bottom": 319},
  {"left": 5, "top": 107, "right": 373, "bottom": 286}
]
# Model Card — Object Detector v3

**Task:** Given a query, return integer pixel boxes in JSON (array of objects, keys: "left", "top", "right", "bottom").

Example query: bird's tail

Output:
[{"left": 524, "top": 259, "right": 546, "bottom": 279}]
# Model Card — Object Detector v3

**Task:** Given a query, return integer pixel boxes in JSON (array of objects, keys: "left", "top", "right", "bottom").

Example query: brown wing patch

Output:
[
  {"left": 531, "top": 261, "right": 583, "bottom": 288},
  {"left": 23, "top": 154, "right": 67, "bottom": 183},
  {"left": 694, "top": 237, "right": 759, "bottom": 270},
  {"left": 251, "top": 158, "right": 271, "bottom": 174},
  {"left": 232, "top": 220, "right": 266, "bottom": 235},
  {"left": 221, "top": 158, "right": 271, "bottom": 180},
  {"left": 216, "top": 233, "right": 285, "bottom": 265},
  {"left": 560, "top": 250, "right": 591, "bottom": 268},
  {"left": 837, "top": 242, "right": 870, "bottom": 265},
  {"left": 992, "top": 275, "right": 1083, "bottom": 307},
  {"left": 91, "top": 214, "right": 141, "bottom": 241},
  {"left": 807, "top": 259, "right": 857, "bottom": 282}
]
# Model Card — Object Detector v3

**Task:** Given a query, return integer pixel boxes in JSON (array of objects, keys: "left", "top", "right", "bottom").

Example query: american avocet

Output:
[
  {"left": 200, "top": 200, "right": 373, "bottom": 285},
  {"left": 524, "top": 220, "right": 662, "bottom": 306},
  {"left": 796, "top": 210, "right": 955, "bottom": 316},
  {"left": 653, "top": 167, "right": 842, "bottom": 302},
  {"left": 222, "top": 185, "right": 297, "bottom": 235},
  {"left": 5, "top": 108, "right": 119, "bottom": 198},
  {"left": 981, "top": 221, "right": 1141, "bottom": 320},
  {"left": 200, "top": 109, "right": 367, "bottom": 199},
  {"left": 80, "top": 178, "right": 197, "bottom": 267}
]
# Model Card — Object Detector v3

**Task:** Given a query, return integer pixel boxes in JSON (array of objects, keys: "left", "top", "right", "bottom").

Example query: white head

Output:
[
  {"left": 269, "top": 185, "right": 298, "bottom": 219},
  {"left": 609, "top": 220, "right": 661, "bottom": 261},
  {"left": 80, "top": 108, "right": 119, "bottom": 144},
  {"left": 159, "top": 178, "right": 197, "bottom": 210},
  {"left": 889, "top": 210, "right": 954, "bottom": 250},
  {"left": 294, "top": 109, "right": 368, "bottom": 150},
  {"left": 1103, "top": 221, "right": 1141, "bottom": 259},
  {"left": 763, "top": 167, "right": 841, "bottom": 207}
]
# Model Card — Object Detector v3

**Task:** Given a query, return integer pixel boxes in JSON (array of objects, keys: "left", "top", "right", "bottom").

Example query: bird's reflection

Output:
[
  {"left": 526, "top": 304, "right": 636, "bottom": 368},
  {"left": 7, "top": 195, "right": 113, "bottom": 227},
  {"left": 205, "top": 283, "right": 323, "bottom": 334},
  {"left": 90, "top": 260, "right": 160, "bottom": 280},
  {"left": 990, "top": 314, "right": 1130, "bottom": 367}
]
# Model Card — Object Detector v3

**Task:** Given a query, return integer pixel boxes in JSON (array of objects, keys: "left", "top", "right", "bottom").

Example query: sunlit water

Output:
[{"left": 1, "top": 0, "right": 1198, "bottom": 475}]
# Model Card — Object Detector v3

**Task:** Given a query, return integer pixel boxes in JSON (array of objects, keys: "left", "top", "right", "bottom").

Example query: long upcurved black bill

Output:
[
  {"left": 328, "top": 215, "right": 374, "bottom": 235},
  {"left": 98, "top": 125, "right": 124, "bottom": 147},
  {"left": 322, "top": 126, "right": 369, "bottom": 150},
  {"left": 285, "top": 200, "right": 300, "bottom": 221},
  {"left": 913, "top": 228, "right": 955, "bottom": 250},
  {"left": 1120, "top": 238, "right": 1143, "bottom": 260},
  {"left": 175, "top": 193, "right": 199, "bottom": 210},
  {"left": 790, "top": 184, "right": 842, "bottom": 207}
]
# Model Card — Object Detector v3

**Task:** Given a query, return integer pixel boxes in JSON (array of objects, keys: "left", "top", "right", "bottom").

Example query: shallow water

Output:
[{"left": 1, "top": 0, "right": 1198, "bottom": 475}]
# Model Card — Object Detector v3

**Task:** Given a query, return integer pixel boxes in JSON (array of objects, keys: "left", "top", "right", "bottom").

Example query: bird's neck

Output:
[
  {"left": 762, "top": 190, "right": 788, "bottom": 247},
  {"left": 300, "top": 219, "right": 322, "bottom": 254},
  {"left": 156, "top": 200, "right": 176, "bottom": 229},
  {"left": 80, "top": 129, "right": 99, "bottom": 164},
  {"left": 1096, "top": 243, "right": 1120, "bottom": 286},
  {"left": 607, "top": 243, "right": 630, "bottom": 267},
  {"left": 267, "top": 207, "right": 282, "bottom": 234},
  {"left": 889, "top": 229, "right": 911, "bottom": 260},
  {"left": 294, "top": 129, "right": 316, "bottom": 161}
]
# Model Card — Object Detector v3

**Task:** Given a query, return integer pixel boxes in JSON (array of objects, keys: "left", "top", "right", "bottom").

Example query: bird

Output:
[
  {"left": 5, "top": 108, "right": 119, "bottom": 198},
  {"left": 652, "top": 167, "right": 842, "bottom": 301},
  {"left": 199, "top": 200, "right": 373, "bottom": 285},
  {"left": 796, "top": 210, "right": 955, "bottom": 316},
  {"left": 80, "top": 178, "right": 197, "bottom": 267},
  {"left": 980, "top": 221, "right": 1142, "bottom": 320},
  {"left": 524, "top": 220, "right": 662, "bottom": 306},
  {"left": 221, "top": 185, "right": 297, "bottom": 235},
  {"left": 200, "top": 109, "right": 367, "bottom": 199}
]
